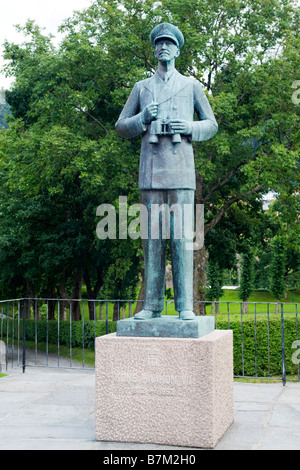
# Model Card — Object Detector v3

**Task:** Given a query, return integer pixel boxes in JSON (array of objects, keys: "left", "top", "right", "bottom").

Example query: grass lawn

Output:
[
  {"left": 2, "top": 289, "right": 299, "bottom": 321},
  {"left": 79, "top": 288, "right": 300, "bottom": 319},
  {"left": 220, "top": 288, "right": 300, "bottom": 304}
]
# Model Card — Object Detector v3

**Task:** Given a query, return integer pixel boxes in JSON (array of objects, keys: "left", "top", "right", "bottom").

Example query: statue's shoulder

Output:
[
  {"left": 177, "top": 72, "right": 196, "bottom": 85},
  {"left": 133, "top": 76, "right": 154, "bottom": 91},
  {"left": 176, "top": 71, "right": 192, "bottom": 80}
]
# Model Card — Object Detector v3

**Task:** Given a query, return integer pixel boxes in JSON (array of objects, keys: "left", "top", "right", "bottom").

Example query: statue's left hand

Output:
[{"left": 169, "top": 119, "right": 192, "bottom": 135}]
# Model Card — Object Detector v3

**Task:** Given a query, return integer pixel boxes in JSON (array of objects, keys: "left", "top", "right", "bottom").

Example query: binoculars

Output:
[{"left": 149, "top": 118, "right": 182, "bottom": 144}]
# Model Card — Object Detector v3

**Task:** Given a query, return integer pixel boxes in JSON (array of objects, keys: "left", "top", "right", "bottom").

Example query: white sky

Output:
[{"left": 0, "top": 0, "right": 93, "bottom": 90}]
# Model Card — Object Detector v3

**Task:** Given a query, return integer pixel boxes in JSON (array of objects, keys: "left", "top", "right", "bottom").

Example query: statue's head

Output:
[
  {"left": 150, "top": 23, "right": 184, "bottom": 49},
  {"left": 150, "top": 23, "right": 184, "bottom": 64}
]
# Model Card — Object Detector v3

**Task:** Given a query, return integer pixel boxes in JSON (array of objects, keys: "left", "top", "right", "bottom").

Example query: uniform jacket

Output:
[{"left": 115, "top": 69, "right": 218, "bottom": 190}]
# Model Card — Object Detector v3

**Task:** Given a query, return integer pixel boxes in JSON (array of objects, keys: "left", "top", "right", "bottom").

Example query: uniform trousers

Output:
[{"left": 140, "top": 189, "right": 194, "bottom": 313}]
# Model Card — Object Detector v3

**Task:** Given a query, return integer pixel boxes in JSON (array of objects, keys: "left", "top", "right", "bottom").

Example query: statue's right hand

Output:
[{"left": 141, "top": 102, "right": 158, "bottom": 124}]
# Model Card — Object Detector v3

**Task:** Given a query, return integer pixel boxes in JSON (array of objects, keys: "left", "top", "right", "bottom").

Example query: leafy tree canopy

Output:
[{"left": 0, "top": 0, "right": 298, "bottom": 306}]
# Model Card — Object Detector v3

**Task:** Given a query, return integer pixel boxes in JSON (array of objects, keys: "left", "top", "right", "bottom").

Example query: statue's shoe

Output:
[
  {"left": 179, "top": 310, "right": 195, "bottom": 320},
  {"left": 134, "top": 310, "right": 161, "bottom": 320}
]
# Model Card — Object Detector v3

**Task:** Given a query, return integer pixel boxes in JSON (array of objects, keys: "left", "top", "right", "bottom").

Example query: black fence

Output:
[{"left": 0, "top": 298, "right": 299, "bottom": 385}]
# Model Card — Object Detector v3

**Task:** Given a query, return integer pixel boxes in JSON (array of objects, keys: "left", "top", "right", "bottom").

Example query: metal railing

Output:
[{"left": 0, "top": 298, "right": 299, "bottom": 385}]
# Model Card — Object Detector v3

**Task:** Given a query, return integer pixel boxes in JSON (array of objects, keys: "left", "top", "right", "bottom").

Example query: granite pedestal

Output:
[{"left": 95, "top": 329, "right": 234, "bottom": 448}]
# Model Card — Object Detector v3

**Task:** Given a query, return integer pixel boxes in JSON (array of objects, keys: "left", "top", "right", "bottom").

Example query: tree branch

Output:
[
  {"left": 74, "top": 105, "right": 109, "bottom": 136},
  {"left": 202, "top": 159, "right": 248, "bottom": 204},
  {"left": 204, "top": 184, "right": 263, "bottom": 235}
]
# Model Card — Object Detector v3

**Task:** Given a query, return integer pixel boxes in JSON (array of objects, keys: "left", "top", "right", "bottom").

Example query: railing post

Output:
[
  {"left": 22, "top": 300, "right": 26, "bottom": 373},
  {"left": 105, "top": 301, "right": 108, "bottom": 335},
  {"left": 281, "top": 303, "right": 286, "bottom": 386}
]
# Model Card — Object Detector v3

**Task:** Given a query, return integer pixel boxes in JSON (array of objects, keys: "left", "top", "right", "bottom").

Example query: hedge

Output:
[
  {"left": 1, "top": 319, "right": 117, "bottom": 349},
  {"left": 2, "top": 315, "right": 299, "bottom": 378},
  {"left": 216, "top": 316, "right": 299, "bottom": 377}
]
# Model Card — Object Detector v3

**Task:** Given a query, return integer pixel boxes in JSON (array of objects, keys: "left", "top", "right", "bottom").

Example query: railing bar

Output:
[
  {"left": 5, "top": 302, "right": 8, "bottom": 371},
  {"left": 22, "top": 300, "right": 26, "bottom": 373},
  {"left": 281, "top": 303, "right": 286, "bottom": 386},
  {"left": 11, "top": 302, "right": 15, "bottom": 370},
  {"left": 94, "top": 301, "right": 96, "bottom": 349},
  {"left": 227, "top": 302, "right": 230, "bottom": 329},
  {"left": 82, "top": 300, "right": 85, "bottom": 368},
  {"left": 35, "top": 300, "right": 38, "bottom": 366},
  {"left": 254, "top": 303, "right": 257, "bottom": 377},
  {"left": 0, "top": 310, "right": 3, "bottom": 341},
  {"left": 57, "top": 300, "right": 60, "bottom": 368},
  {"left": 46, "top": 301, "right": 49, "bottom": 367},
  {"left": 267, "top": 303, "right": 271, "bottom": 377},
  {"left": 70, "top": 302, "right": 73, "bottom": 368},
  {"left": 17, "top": 301, "right": 20, "bottom": 368},
  {"left": 240, "top": 302, "right": 244, "bottom": 377},
  {"left": 296, "top": 303, "right": 299, "bottom": 379},
  {"left": 105, "top": 301, "right": 108, "bottom": 335}
]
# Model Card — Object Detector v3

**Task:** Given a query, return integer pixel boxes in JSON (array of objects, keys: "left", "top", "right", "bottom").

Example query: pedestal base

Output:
[
  {"left": 117, "top": 315, "right": 215, "bottom": 338},
  {"left": 95, "top": 330, "right": 234, "bottom": 449}
]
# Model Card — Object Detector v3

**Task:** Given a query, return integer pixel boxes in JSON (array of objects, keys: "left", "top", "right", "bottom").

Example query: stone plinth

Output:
[
  {"left": 95, "top": 330, "right": 234, "bottom": 448},
  {"left": 117, "top": 315, "right": 215, "bottom": 338}
]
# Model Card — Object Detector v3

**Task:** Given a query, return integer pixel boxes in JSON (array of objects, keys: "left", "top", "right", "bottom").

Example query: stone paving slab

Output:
[{"left": 0, "top": 367, "right": 300, "bottom": 450}]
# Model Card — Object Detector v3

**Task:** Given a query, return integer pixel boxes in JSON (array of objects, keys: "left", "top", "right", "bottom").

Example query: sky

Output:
[{"left": 0, "top": 0, "right": 93, "bottom": 90}]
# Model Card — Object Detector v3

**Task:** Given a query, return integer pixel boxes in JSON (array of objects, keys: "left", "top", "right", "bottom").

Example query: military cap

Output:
[{"left": 150, "top": 23, "right": 184, "bottom": 49}]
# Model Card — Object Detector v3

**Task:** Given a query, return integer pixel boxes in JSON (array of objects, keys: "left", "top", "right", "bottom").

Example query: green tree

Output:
[
  {"left": 270, "top": 236, "right": 287, "bottom": 311},
  {"left": 206, "top": 260, "right": 224, "bottom": 314},
  {"left": 239, "top": 246, "right": 255, "bottom": 313},
  {"left": 56, "top": 0, "right": 300, "bottom": 311},
  {"left": 0, "top": 21, "right": 142, "bottom": 313},
  {"left": 0, "top": 0, "right": 299, "bottom": 313}
]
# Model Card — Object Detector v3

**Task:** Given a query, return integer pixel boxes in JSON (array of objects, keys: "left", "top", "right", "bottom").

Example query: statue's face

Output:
[{"left": 154, "top": 39, "right": 180, "bottom": 63}]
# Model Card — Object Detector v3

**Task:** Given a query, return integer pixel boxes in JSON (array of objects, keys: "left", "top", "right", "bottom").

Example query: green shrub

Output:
[
  {"left": 2, "top": 319, "right": 117, "bottom": 349},
  {"left": 216, "top": 315, "right": 299, "bottom": 377}
]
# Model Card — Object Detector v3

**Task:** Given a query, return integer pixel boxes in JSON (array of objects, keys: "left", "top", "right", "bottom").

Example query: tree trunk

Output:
[
  {"left": 58, "top": 280, "right": 70, "bottom": 321},
  {"left": 84, "top": 268, "right": 103, "bottom": 320},
  {"left": 24, "top": 281, "right": 35, "bottom": 319},
  {"left": 215, "top": 298, "right": 220, "bottom": 314},
  {"left": 193, "top": 245, "right": 209, "bottom": 315},
  {"left": 87, "top": 300, "right": 96, "bottom": 320},
  {"left": 47, "top": 299, "right": 56, "bottom": 320},
  {"left": 242, "top": 301, "right": 248, "bottom": 314},
  {"left": 113, "top": 301, "right": 120, "bottom": 321},
  {"left": 134, "top": 267, "right": 145, "bottom": 315},
  {"left": 71, "top": 271, "right": 83, "bottom": 321},
  {"left": 121, "top": 305, "right": 126, "bottom": 319}
]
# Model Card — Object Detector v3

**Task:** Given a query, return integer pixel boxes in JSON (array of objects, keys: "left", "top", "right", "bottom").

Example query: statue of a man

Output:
[{"left": 115, "top": 23, "right": 218, "bottom": 320}]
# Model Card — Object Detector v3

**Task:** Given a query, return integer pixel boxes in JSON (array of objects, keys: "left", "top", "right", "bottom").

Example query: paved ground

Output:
[{"left": 0, "top": 365, "right": 300, "bottom": 451}]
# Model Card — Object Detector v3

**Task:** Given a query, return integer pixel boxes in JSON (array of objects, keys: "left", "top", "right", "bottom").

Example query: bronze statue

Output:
[{"left": 115, "top": 23, "right": 218, "bottom": 320}]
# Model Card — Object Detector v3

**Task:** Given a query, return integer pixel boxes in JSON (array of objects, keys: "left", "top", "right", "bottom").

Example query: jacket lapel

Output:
[{"left": 143, "top": 70, "right": 189, "bottom": 105}]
